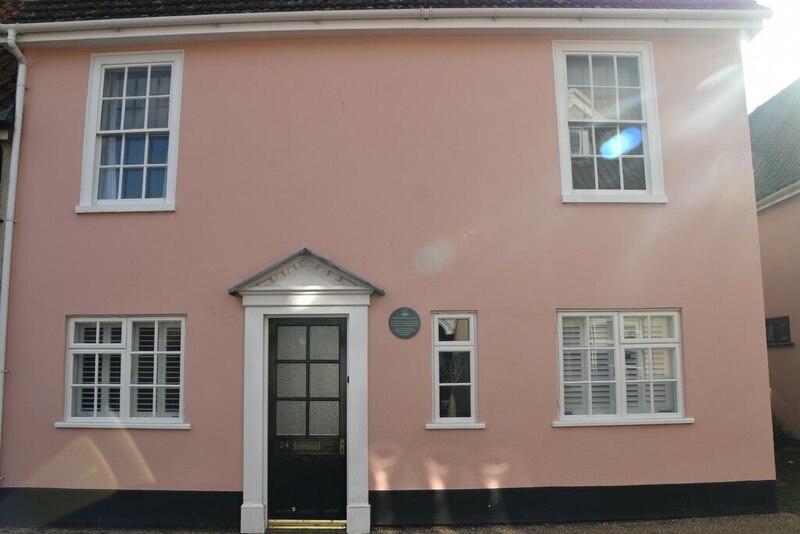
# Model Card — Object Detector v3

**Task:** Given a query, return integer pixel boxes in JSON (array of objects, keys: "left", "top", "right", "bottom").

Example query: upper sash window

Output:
[
  {"left": 554, "top": 42, "right": 666, "bottom": 204},
  {"left": 78, "top": 51, "right": 183, "bottom": 213}
]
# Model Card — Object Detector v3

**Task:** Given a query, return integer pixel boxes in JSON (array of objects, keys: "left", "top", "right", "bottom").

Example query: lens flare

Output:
[{"left": 600, "top": 127, "right": 643, "bottom": 159}]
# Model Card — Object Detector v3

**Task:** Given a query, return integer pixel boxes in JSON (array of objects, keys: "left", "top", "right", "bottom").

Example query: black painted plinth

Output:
[
  {"left": 370, "top": 480, "right": 777, "bottom": 526},
  {"left": 0, "top": 488, "right": 242, "bottom": 527}
]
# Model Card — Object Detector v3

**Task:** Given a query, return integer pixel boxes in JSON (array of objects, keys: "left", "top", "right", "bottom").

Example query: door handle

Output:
[{"left": 339, "top": 438, "right": 345, "bottom": 456}]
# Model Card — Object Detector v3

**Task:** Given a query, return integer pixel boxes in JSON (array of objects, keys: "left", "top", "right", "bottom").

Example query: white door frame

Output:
[{"left": 238, "top": 292, "right": 371, "bottom": 534}]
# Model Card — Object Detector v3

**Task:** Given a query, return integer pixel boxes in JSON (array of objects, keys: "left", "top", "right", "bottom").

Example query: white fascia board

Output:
[
  {"left": 757, "top": 180, "right": 800, "bottom": 212},
  {"left": 1, "top": 7, "right": 769, "bottom": 46}
]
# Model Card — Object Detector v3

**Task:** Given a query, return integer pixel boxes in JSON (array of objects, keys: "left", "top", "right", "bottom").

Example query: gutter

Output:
[
  {"left": 757, "top": 180, "right": 800, "bottom": 212},
  {"left": 0, "top": 28, "right": 25, "bottom": 479},
  {"left": 0, "top": 7, "right": 770, "bottom": 45}
]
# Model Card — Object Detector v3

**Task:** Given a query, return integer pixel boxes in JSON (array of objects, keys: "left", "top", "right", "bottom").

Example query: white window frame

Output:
[
  {"left": 426, "top": 312, "right": 485, "bottom": 430},
  {"left": 57, "top": 316, "right": 190, "bottom": 429},
  {"left": 77, "top": 51, "right": 184, "bottom": 213},
  {"left": 554, "top": 309, "right": 694, "bottom": 427},
  {"left": 553, "top": 41, "right": 667, "bottom": 204}
]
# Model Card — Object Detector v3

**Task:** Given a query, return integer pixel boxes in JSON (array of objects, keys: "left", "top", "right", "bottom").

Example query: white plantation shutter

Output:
[
  {"left": 589, "top": 316, "right": 614, "bottom": 345},
  {"left": 591, "top": 383, "right": 615, "bottom": 415},
  {"left": 67, "top": 317, "right": 184, "bottom": 423},
  {"left": 651, "top": 347, "right": 677, "bottom": 413},
  {"left": 564, "top": 384, "right": 588, "bottom": 416},
  {"left": 560, "top": 315, "right": 618, "bottom": 416},
  {"left": 131, "top": 320, "right": 183, "bottom": 418},
  {"left": 559, "top": 311, "right": 681, "bottom": 421},
  {"left": 590, "top": 349, "right": 616, "bottom": 415},
  {"left": 562, "top": 317, "right": 585, "bottom": 346}
]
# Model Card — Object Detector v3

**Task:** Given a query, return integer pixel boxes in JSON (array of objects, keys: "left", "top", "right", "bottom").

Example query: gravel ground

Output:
[{"left": 2, "top": 514, "right": 800, "bottom": 534}]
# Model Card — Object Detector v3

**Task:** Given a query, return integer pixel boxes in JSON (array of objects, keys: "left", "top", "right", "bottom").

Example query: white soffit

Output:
[{"left": 1, "top": 7, "right": 769, "bottom": 47}]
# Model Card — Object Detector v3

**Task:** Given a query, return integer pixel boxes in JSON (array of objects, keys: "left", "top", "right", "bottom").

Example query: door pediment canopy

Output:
[{"left": 228, "top": 248, "right": 385, "bottom": 297}]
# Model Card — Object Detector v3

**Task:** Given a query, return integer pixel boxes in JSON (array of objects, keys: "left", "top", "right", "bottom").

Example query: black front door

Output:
[{"left": 268, "top": 318, "right": 347, "bottom": 520}]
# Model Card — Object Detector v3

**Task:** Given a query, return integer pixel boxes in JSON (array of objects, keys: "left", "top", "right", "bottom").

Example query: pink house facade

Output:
[{"left": 0, "top": 1, "right": 776, "bottom": 532}]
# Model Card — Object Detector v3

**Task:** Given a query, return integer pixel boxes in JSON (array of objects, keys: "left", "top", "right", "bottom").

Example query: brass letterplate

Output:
[{"left": 294, "top": 441, "right": 322, "bottom": 452}]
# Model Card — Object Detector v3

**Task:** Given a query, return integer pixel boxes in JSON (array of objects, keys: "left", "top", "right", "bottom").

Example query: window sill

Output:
[
  {"left": 55, "top": 421, "right": 191, "bottom": 430},
  {"left": 553, "top": 417, "right": 694, "bottom": 428},
  {"left": 75, "top": 203, "right": 176, "bottom": 214},
  {"left": 562, "top": 193, "right": 668, "bottom": 204},
  {"left": 425, "top": 422, "right": 486, "bottom": 430},
  {"left": 767, "top": 342, "right": 794, "bottom": 348}
]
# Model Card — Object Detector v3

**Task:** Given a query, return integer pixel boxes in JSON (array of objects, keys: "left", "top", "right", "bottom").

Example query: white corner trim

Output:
[
  {"left": 552, "top": 417, "right": 694, "bottom": 427},
  {"left": 562, "top": 193, "right": 668, "bottom": 204},
  {"left": 55, "top": 421, "right": 191, "bottom": 430},
  {"left": 425, "top": 422, "right": 486, "bottom": 430},
  {"left": 3, "top": 8, "right": 767, "bottom": 46},
  {"left": 75, "top": 203, "right": 176, "bottom": 213},
  {"left": 757, "top": 181, "right": 800, "bottom": 212}
]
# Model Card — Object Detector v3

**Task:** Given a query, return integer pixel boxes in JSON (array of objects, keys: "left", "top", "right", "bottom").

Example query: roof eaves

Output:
[
  {"left": 757, "top": 180, "right": 800, "bottom": 212},
  {"left": 1, "top": 7, "right": 769, "bottom": 47}
]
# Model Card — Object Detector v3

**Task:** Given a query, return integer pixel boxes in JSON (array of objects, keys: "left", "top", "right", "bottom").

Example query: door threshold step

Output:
[{"left": 268, "top": 519, "right": 346, "bottom": 530}]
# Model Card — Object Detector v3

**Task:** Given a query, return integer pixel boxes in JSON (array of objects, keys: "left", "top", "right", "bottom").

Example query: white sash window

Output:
[
  {"left": 59, "top": 316, "right": 188, "bottom": 429},
  {"left": 556, "top": 310, "right": 692, "bottom": 426}
]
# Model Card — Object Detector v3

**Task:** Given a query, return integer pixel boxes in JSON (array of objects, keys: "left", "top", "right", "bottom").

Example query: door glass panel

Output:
[
  {"left": 276, "top": 400, "right": 306, "bottom": 435},
  {"left": 276, "top": 363, "right": 307, "bottom": 397},
  {"left": 277, "top": 326, "right": 306, "bottom": 360},
  {"left": 309, "top": 363, "right": 338, "bottom": 398},
  {"left": 309, "top": 401, "right": 339, "bottom": 435},
  {"left": 309, "top": 326, "right": 338, "bottom": 360}
]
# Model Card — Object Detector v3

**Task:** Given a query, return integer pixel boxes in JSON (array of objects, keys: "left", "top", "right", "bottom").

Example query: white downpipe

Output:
[{"left": 0, "top": 28, "right": 26, "bottom": 472}]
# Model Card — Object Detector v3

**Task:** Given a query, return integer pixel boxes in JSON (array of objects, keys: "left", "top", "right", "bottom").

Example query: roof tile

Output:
[{"left": 751, "top": 79, "right": 800, "bottom": 201}]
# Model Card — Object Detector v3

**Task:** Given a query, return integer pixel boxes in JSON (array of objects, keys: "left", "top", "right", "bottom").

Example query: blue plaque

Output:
[{"left": 388, "top": 307, "right": 421, "bottom": 339}]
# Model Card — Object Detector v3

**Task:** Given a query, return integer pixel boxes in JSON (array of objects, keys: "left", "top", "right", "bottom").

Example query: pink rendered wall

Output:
[
  {"left": 759, "top": 195, "right": 800, "bottom": 435},
  {"left": 1, "top": 34, "right": 774, "bottom": 493}
]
